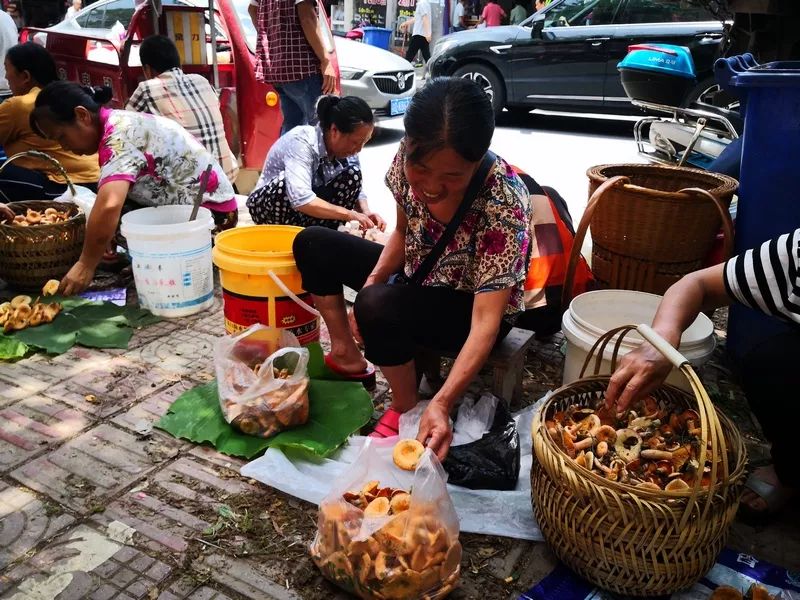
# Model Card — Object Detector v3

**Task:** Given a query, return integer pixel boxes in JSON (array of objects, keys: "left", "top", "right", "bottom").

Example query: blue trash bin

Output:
[
  {"left": 715, "top": 56, "right": 800, "bottom": 360},
  {"left": 361, "top": 27, "right": 392, "bottom": 50}
]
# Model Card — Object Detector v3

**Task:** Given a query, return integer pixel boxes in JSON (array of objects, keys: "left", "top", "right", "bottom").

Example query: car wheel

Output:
[
  {"left": 453, "top": 64, "right": 506, "bottom": 116},
  {"left": 682, "top": 78, "right": 739, "bottom": 111}
]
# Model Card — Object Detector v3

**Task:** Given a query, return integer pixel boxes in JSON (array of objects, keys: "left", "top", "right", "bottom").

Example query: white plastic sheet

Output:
[{"left": 241, "top": 396, "right": 550, "bottom": 541}]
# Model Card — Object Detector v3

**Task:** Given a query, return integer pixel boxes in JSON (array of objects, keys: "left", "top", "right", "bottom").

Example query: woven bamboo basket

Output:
[
  {"left": 0, "top": 152, "right": 85, "bottom": 291},
  {"left": 563, "top": 165, "right": 738, "bottom": 302},
  {"left": 531, "top": 324, "right": 747, "bottom": 597}
]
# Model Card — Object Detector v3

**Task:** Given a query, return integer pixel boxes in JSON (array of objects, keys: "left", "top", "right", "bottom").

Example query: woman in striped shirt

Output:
[{"left": 605, "top": 229, "right": 799, "bottom": 521}]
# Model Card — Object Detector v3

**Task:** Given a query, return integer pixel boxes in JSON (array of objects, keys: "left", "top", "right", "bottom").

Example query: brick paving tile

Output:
[
  {"left": 1, "top": 346, "right": 111, "bottom": 387},
  {"left": 0, "top": 396, "right": 90, "bottom": 473},
  {"left": 10, "top": 423, "right": 179, "bottom": 514},
  {"left": 0, "top": 482, "right": 75, "bottom": 569},
  {"left": 158, "top": 579, "right": 236, "bottom": 600},
  {"left": 42, "top": 358, "right": 174, "bottom": 419},
  {"left": 89, "top": 454, "right": 255, "bottom": 556},
  {"left": 0, "top": 369, "right": 51, "bottom": 406},
  {"left": 123, "top": 329, "right": 218, "bottom": 377},
  {"left": 125, "top": 319, "right": 183, "bottom": 350},
  {"left": 0, "top": 524, "right": 171, "bottom": 599},
  {"left": 111, "top": 380, "right": 197, "bottom": 435},
  {"left": 199, "top": 553, "right": 303, "bottom": 600}
]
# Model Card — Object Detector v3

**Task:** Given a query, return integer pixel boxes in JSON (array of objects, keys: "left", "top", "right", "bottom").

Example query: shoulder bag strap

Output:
[{"left": 409, "top": 151, "right": 496, "bottom": 285}]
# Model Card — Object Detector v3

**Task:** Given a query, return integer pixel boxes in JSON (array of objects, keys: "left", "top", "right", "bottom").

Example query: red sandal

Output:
[
  {"left": 324, "top": 354, "right": 377, "bottom": 391},
  {"left": 369, "top": 407, "right": 402, "bottom": 438}
]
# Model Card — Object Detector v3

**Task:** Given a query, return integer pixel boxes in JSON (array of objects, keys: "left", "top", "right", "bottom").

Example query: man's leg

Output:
[
  {"left": 405, "top": 35, "right": 422, "bottom": 63},
  {"left": 298, "top": 74, "right": 323, "bottom": 126},
  {"left": 275, "top": 83, "right": 305, "bottom": 135}
]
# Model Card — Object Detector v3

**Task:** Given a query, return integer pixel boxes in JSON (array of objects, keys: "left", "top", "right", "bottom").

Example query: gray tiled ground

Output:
[
  {"left": 10, "top": 423, "right": 180, "bottom": 514},
  {"left": 0, "top": 293, "right": 796, "bottom": 599},
  {"left": 0, "top": 396, "right": 89, "bottom": 472}
]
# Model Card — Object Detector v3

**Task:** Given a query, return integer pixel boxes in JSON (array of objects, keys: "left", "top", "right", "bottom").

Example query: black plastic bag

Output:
[{"left": 443, "top": 400, "right": 521, "bottom": 490}]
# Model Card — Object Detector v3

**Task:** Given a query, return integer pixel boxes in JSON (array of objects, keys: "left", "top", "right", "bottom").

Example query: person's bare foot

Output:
[{"left": 740, "top": 465, "right": 795, "bottom": 515}]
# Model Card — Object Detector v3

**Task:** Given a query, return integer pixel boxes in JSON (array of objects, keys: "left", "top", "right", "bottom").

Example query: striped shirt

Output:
[
  {"left": 126, "top": 68, "right": 238, "bottom": 183},
  {"left": 723, "top": 229, "right": 800, "bottom": 325}
]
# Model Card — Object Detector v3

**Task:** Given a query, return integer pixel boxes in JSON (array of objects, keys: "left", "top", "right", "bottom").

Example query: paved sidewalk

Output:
[{"left": 0, "top": 288, "right": 797, "bottom": 599}]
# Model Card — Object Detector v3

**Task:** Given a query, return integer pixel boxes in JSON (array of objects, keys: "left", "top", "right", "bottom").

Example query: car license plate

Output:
[{"left": 390, "top": 97, "right": 411, "bottom": 116}]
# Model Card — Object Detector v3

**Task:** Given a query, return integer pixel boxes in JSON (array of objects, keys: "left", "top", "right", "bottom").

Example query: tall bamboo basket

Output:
[{"left": 531, "top": 325, "right": 747, "bottom": 596}]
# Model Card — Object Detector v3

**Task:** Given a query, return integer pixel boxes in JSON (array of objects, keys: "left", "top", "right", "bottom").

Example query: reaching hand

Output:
[
  {"left": 59, "top": 260, "right": 95, "bottom": 296},
  {"left": 0, "top": 203, "right": 16, "bottom": 224},
  {"left": 346, "top": 210, "right": 375, "bottom": 231},
  {"left": 416, "top": 401, "right": 453, "bottom": 462},
  {"left": 365, "top": 211, "right": 386, "bottom": 232},
  {"left": 605, "top": 343, "right": 672, "bottom": 413}
]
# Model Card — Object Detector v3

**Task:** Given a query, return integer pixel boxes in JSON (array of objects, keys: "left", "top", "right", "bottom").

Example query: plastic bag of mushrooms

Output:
[{"left": 544, "top": 395, "right": 718, "bottom": 492}]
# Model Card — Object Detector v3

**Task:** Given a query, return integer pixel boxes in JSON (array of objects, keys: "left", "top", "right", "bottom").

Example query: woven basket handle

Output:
[
  {"left": 677, "top": 186, "right": 735, "bottom": 262},
  {"left": 580, "top": 324, "right": 731, "bottom": 530},
  {"left": 562, "top": 175, "right": 630, "bottom": 310},
  {"left": 0, "top": 151, "right": 77, "bottom": 196}
]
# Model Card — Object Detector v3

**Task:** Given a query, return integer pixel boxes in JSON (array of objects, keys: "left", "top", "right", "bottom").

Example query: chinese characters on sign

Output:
[{"left": 354, "top": 0, "right": 387, "bottom": 28}]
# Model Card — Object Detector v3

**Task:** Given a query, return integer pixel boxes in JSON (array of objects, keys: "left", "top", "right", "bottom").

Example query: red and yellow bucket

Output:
[{"left": 212, "top": 225, "right": 319, "bottom": 344}]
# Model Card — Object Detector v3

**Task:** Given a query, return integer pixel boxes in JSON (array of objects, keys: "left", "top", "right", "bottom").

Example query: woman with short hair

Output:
[{"left": 293, "top": 77, "right": 533, "bottom": 460}]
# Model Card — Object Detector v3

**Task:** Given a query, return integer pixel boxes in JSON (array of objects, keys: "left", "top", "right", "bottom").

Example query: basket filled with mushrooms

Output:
[
  {"left": 0, "top": 152, "right": 86, "bottom": 291},
  {"left": 531, "top": 324, "right": 747, "bottom": 597}
]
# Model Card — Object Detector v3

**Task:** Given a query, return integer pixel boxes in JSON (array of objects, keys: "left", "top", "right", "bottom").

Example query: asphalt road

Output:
[{"left": 358, "top": 110, "right": 645, "bottom": 231}]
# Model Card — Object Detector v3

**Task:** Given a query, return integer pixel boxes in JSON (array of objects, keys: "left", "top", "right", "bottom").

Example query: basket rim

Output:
[
  {"left": 586, "top": 163, "right": 739, "bottom": 199},
  {"left": 533, "top": 375, "right": 748, "bottom": 502}
]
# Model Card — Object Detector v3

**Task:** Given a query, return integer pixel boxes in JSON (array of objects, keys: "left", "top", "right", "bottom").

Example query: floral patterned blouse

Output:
[
  {"left": 97, "top": 108, "right": 236, "bottom": 211},
  {"left": 385, "top": 144, "right": 533, "bottom": 316}
]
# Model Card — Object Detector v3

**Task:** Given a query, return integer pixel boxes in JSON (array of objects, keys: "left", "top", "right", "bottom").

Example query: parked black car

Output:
[{"left": 429, "top": 0, "right": 729, "bottom": 115}]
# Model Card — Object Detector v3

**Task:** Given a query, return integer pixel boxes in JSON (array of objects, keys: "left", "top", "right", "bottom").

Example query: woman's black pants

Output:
[{"left": 293, "top": 226, "right": 510, "bottom": 366}]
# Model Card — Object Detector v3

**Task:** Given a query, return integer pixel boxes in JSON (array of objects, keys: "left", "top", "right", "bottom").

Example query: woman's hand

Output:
[
  {"left": 59, "top": 260, "right": 96, "bottom": 296},
  {"left": 604, "top": 343, "right": 672, "bottom": 413},
  {"left": 417, "top": 401, "right": 453, "bottom": 462},
  {"left": 347, "top": 210, "right": 375, "bottom": 230},
  {"left": 365, "top": 211, "right": 386, "bottom": 232},
  {"left": 0, "top": 203, "right": 15, "bottom": 224}
]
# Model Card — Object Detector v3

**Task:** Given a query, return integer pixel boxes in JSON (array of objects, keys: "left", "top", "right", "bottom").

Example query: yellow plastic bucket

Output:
[{"left": 212, "top": 225, "right": 320, "bottom": 343}]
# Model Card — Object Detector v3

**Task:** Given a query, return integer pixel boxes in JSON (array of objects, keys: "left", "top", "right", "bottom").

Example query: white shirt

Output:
[
  {"left": 412, "top": 0, "right": 431, "bottom": 38},
  {"left": 453, "top": 2, "right": 464, "bottom": 26},
  {"left": 0, "top": 11, "right": 18, "bottom": 94}
]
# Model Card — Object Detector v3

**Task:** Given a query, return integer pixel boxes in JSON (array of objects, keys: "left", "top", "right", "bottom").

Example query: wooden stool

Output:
[{"left": 416, "top": 327, "right": 535, "bottom": 404}]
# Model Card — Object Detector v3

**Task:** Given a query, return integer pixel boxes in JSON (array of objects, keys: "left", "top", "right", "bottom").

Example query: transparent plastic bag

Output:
[
  {"left": 214, "top": 324, "right": 310, "bottom": 438},
  {"left": 310, "top": 438, "right": 462, "bottom": 599}
]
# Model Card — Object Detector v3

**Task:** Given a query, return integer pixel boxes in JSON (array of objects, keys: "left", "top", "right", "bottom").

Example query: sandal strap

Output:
[{"left": 370, "top": 408, "right": 401, "bottom": 438}]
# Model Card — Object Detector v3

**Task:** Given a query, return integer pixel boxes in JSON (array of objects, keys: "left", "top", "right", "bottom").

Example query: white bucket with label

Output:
[
  {"left": 121, "top": 205, "right": 215, "bottom": 318},
  {"left": 562, "top": 290, "right": 716, "bottom": 391}
]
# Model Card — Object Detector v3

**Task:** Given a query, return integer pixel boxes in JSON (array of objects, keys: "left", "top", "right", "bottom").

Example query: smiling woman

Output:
[{"left": 291, "top": 77, "right": 533, "bottom": 460}]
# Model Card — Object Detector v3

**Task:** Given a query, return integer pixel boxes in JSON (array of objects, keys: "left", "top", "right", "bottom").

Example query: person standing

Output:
[
  {"left": 399, "top": 0, "right": 431, "bottom": 66},
  {"left": 452, "top": 0, "right": 467, "bottom": 32},
  {"left": 126, "top": 35, "right": 238, "bottom": 184},
  {"left": 509, "top": 0, "right": 528, "bottom": 24},
  {"left": 248, "top": 0, "right": 336, "bottom": 134},
  {"left": 480, "top": 0, "right": 506, "bottom": 26},
  {"left": 64, "top": 0, "right": 82, "bottom": 19},
  {"left": 0, "top": 9, "right": 18, "bottom": 99}
]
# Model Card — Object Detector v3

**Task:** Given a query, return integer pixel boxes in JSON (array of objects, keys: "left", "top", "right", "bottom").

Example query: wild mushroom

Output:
[
  {"left": 641, "top": 395, "right": 660, "bottom": 419},
  {"left": 596, "top": 440, "right": 609, "bottom": 457},
  {"left": 677, "top": 409, "right": 700, "bottom": 432},
  {"left": 641, "top": 449, "right": 673, "bottom": 461},
  {"left": 636, "top": 481, "right": 662, "bottom": 491},
  {"left": 561, "top": 428, "right": 576, "bottom": 459},
  {"left": 665, "top": 478, "right": 690, "bottom": 492},
  {"left": 614, "top": 428, "right": 642, "bottom": 463},
  {"left": 671, "top": 446, "right": 690, "bottom": 471}
]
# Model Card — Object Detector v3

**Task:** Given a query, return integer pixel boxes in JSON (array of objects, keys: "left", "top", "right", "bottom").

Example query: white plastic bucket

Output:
[
  {"left": 562, "top": 290, "right": 716, "bottom": 391},
  {"left": 120, "top": 205, "right": 215, "bottom": 318}
]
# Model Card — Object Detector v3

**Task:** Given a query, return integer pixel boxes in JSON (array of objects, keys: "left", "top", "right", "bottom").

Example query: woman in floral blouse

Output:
[
  {"left": 293, "top": 77, "right": 533, "bottom": 460},
  {"left": 30, "top": 82, "right": 237, "bottom": 295}
]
